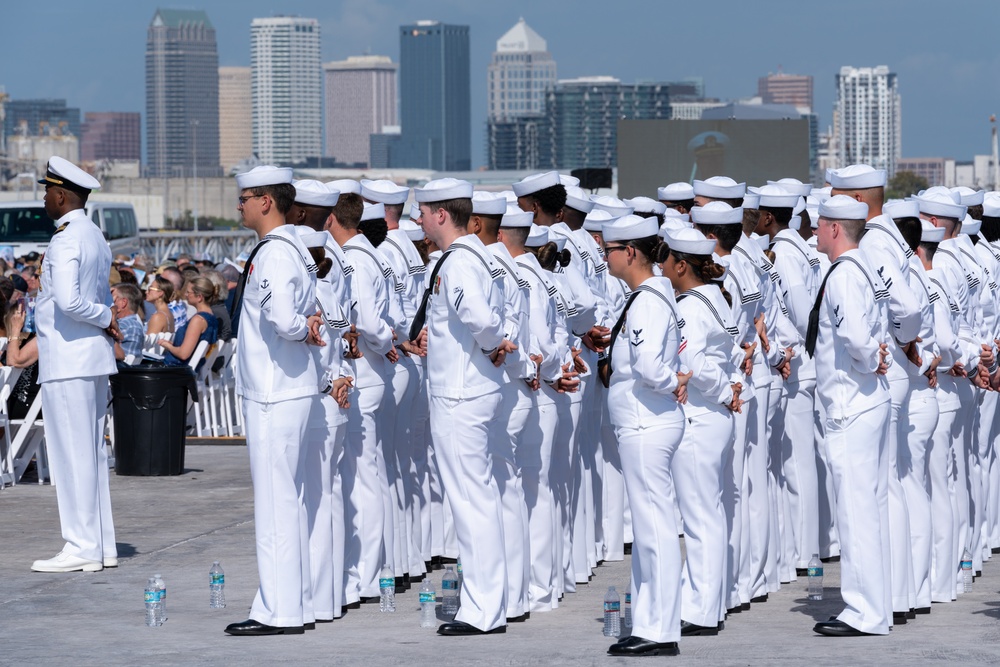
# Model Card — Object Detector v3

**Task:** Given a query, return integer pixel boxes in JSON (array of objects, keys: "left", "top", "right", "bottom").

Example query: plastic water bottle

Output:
[
  {"left": 144, "top": 578, "right": 162, "bottom": 627},
  {"left": 807, "top": 554, "right": 823, "bottom": 600},
  {"left": 154, "top": 573, "right": 167, "bottom": 622},
  {"left": 441, "top": 566, "right": 459, "bottom": 618},
  {"left": 603, "top": 586, "right": 621, "bottom": 637},
  {"left": 379, "top": 565, "right": 396, "bottom": 612},
  {"left": 210, "top": 561, "right": 226, "bottom": 608},
  {"left": 419, "top": 578, "right": 437, "bottom": 628},
  {"left": 624, "top": 588, "right": 632, "bottom": 629},
  {"left": 456, "top": 558, "right": 463, "bottom": 610},
  {"left": 962, "top": 548, "right": 974, "bottom": 592}
]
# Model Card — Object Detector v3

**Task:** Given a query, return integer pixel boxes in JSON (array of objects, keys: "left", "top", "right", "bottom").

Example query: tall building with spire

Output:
[
  {"left": 486, "top": 18, "right": 557, "bottom": 170},
  {"left": 251, "top": 16, "right": 322, "bottom": 165},
  {"left": 145, "top": 8, "right": 220, "bottom": 177}
]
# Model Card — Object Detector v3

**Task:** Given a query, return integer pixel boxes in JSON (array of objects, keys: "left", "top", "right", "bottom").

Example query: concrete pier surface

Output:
[{"left": 3, "top": 445, "right": 1000, "bottom": 665}]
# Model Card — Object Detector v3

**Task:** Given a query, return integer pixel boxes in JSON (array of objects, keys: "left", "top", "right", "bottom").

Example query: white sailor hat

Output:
[
  {"left": 659, "top": 218, "right": 690, "bottom": 240},
  {"left": 327, "top": 179, "right": 361, "bottom": 195},
  {"left": 883, "top": 199, "right": 920, "bottom": 220},
  {"left": 657, "top": 182, "right": 695, "bottom": 202},
  {"left": 360, "top": 202, "right": 386, "bottom": 222},
  {"left": 742, "top": 193, "right": 760, "bottom": 210},
  {"left": 500, "top": 190, "right": 517, "bottom": 203},
  {"left": 920, "top": 186, "right": 960, "bottom": 203},
  {"left": 751, "top": 232, "right": 770, "bottom": 251},
  {"left": 920, "top": 219, "right": 945, "bottom": 243},
  {"left": 691, "top": 201, "right": 743, "bottom": 225},
  {"left": 565, "top": 185, "right": 596, "bottom": 214},
  {"left": 663, "top": 208, "right": 691, "bottom": 223},
  {"left": 828, "top": 164, "right": 887, "bottom": 189},
  {"left": 788, "top": 215, "right": 803, "bottom": 231},
  {"left": 512, "top": 171, "right": 561, "bottom": 197},
  {"left": 295, "top": 226, "right": 328, "bottom": 249},
  {"left": 414, "top": 178, "right": 473, "bottom": 202},
  {"left": 805, "top": 197, "right": 821, "bottom": 227},
  {"left": 525, "top": 224, "right": 549, "bottom": 247},
  {"left": 360, "top": 179, "right": 409, "bottom": 205},
  {"left": 766, "top": 178, "right": 812, "bottom": 197},
  {"left": 914, "top": 191, "right": 967, "bottom": 220},
  {"left": 819, "top": 194, "right": 868, "bottom": 220},
  {"left": 236, "top": 165, "right": 293, "bottom": 190},
  {"left": 583, "top": 209, "right": 616, "bottom": 233},
  {"left": 752, "top": 184, "right": 800, "bottom": 208},
  {"left": 693, "top": 176, "right": 746, "bottom": 199},
  {"left": 551, "top": 234, "right": 568, "bottom": 252},
  {"left": 603, "top": 214, "right": 659, "bottom": 242},
  {"left": 624, "top": 196, "right": 667, "bottom": 216},
  {"left": 984, "top": 192, "right": 1000, "bottom": 217},
  {"left": 560, "top": 174, "right": 580, "bottom": 187},
  {"left": 38, "top": 155, "right": 101, "bottom": 192},
  {"left": 294, "top": 179, "right": 340, "bottom": 207},
  {"left": 811, "top": 186, "right": 832, "bottom": 200},
  {"left": 793, "top": 197, "right": 806, "bottom": 215},
  {"left": 501, "top": 205, "right": 534, "bottom": 228},
  {"left": 472, "top": 191, "right": 507, "bottom": 216},
  {"left": 960, "top": 214, "right": 982, "bottom": 236},
  {"left": 407, "top": 202, "right": 422, "bottom": 221},
  {"left": 399, "top": 218, "right": 424, "bottom": 241},
  {"left": 951, "top": 186, "right": 985, "bottom": 207},
  {"left": 666, "top": 227, "right": 716, "bottom": 256},
  {"left": 591, "top": 195, "right": 634, "bottom": 217}
]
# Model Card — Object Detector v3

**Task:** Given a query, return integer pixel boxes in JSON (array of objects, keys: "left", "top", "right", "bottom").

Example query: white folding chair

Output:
[
  {"left": 7, "top": 390, "right": 48, "bottom": 485},
  {"left": 0, "top": 363, "right": 24, "bottom": 487},
  {"left": 185, "top": 340, "right": 212, "bottom": 437},
  {"left": 224, "top": 338, "right": 244, "bottom": 436},
  {"left": 206, "top": 339, "right": 234, "bottom": 437}
]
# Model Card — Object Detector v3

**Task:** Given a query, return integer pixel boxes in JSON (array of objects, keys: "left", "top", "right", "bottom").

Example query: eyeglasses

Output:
[
  {"left": 604, "top": 245, "right": 630, "bottom": 254},
  {"left": 237, "top": 194, "right": 265, "bottom": 207},
  {"left": 146, "top": 286, "right": 162, "bottom": 293}
]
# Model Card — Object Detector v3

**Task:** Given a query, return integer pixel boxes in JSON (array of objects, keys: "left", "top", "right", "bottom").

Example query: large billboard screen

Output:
[{"left": 617, "top": 119, "right": 811, "bottom": 199}]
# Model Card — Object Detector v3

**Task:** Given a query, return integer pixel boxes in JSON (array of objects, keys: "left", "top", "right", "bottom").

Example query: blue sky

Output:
[{"left": 2, "top": 0, "right": 998, "bottom": 168}]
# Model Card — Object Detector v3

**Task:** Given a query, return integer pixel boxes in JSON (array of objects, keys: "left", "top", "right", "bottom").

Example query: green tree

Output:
[{"left": 886, "top": 170, "right": 930, "bottom": 200}]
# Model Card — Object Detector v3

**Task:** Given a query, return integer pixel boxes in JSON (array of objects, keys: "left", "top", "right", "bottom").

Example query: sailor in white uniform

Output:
[
  {"left": 31, "top": 157, "right": 120, "bottom": 574},
  {"left": 658, "top": 182, "right": 697, "bottom": 217},
  {"left": 225, "top": 165, "right": 325, "bottom": 636},
  {"left": 603, "top": 214, "right": 686, "bottom": 658},
  {"left": 810, "top": 196, "right": 893, "bottom": 637},
  {"left": 977, "top": 193, "right": 1000, "bottom": 552},
  {"left": 414, "top": 178, "right": 514, "bottom": 636}
]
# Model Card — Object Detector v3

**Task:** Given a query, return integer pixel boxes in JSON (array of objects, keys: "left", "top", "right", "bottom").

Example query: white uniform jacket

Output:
[
  {"left": 488, "top": 242, "right": 535, "bottom": 382},
  {"left": 549, "top": 222, "right": 599, "bottom": 336},
  {"left": 235, "top": 224, "right": 322, "bottom": 403},
  {"left": 814, "top": 249, "right": 892, "bottom": 420},
  {"left": 860, "top": 215, "right": 923, "bottom": 345},
  {"left": 934, "top": 238, "right": 984, "bottom": 372},
  {"left": 607, "top": 276, "right": 683, "bottom": 430},
  {"left": 516, "top": 252, "right": 565, "bottom": 392},
  {"left": 425, "top": 235, "right": 506, "bottom": 399},
  {"left": 343, "top": 234, "right": 395, "bottom": 388},
  {"left": 676, "top": 284, "right": 742, "bottom": 417},
  {"left": 36, "top": 209, "right": 116, "bottom": 383}
]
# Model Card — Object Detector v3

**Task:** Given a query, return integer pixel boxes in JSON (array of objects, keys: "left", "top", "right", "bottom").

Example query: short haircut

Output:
[
  {"left": 834, "top": 218, "right": 867, "bottom": 243},
  {"left": 475, "top": 213, "right": 502, "bottom": 238},
  {"left": 331, "top": 193, "right": 363, "bottom": 230},
  {"left": 967, "top": 203, "right": 984, "bottom": 221},
  {"left": 112, "top": 282, "right": 143, "bottom": 314},
  {"left": 741, "top": 208, "right": 761, "bottom": 236},
  {"left": 218, "top": 264, "right": 241, "bottom": 285},
  {"left": 20, "top": 265, "right": 37, "bottom": 279},
  {"left": 894, "top": 217, "right": 922, "bottom": 253},
  {"left": 918, "top": 241, "right": 939, "bottom": 262},
  {"left": 181, "top": 265, "right": 201, "bottom": 280},
  {"left": 759, "top": 205, "right": 793, "bottom": 226},
  {"left": 694, "top": 223, "right": 742, "bottom": 253},
  {"left": 980, "top": 215, "right": 1000, "bottom": 243},
  {"left": 425, "top": 198, "right": 473, "bottom": 229},
  {"left": 295, "top": 203, "right": 332, "bottom": 231},
  {"left": 499, "top": 225, "right": 529, "bottom": 246},
  {"left": 633, "top": 210, "right": 665, "bottom": 225},
  {"left": 523, "top": 184, "right": 567, "bottom": 216},
  {"left": 663, "top": 198, "right": 696, "bottom": 211},
  {"left": 384, "top": 203, "right": 405, "bottom": 222},
  {"left": 249, "top": 183, "right": 296, "bottom": 215}
]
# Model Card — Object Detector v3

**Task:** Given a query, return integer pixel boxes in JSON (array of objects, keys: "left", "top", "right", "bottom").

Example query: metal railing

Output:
[{"left": 139, "top": 230, "right": 255, "bottom": 265}]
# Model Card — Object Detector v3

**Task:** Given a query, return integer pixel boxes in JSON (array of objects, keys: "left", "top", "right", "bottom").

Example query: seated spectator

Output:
[
  {"left": 159, "top": 266, "right": 190, "bottom": 329},
  {"left": 159, "top": 276, "right": 219, "bottom": 368},
  {"left": 219, "top": 263, "right": 241, "bottom": 312},
  {"left": 202, "top": 269, "right": 233, "bottom": 342},
  {"left": 111, "top": 283, "right": 144, "bottom": 364},
  {"left": 9, "top": 274, "right": 28, "bottom": 304},
  {"left": 145, "top": 276, "right": 176, "bottom": 335},
  {"left": 20, "top": 265, "right": 39, "bottom": 297},
  {"left": 2, "top": 298, "right": 42, "bottom": 420}
]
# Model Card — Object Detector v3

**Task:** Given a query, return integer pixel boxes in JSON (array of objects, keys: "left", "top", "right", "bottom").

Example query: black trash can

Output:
[{"left": 110, "top": 365, "right": 199, "bottom": 476}]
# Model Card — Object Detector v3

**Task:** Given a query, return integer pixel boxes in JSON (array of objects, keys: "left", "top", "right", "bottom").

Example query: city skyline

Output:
[{"left": 2, "top": 1, "right": 999, "bottom": 170}]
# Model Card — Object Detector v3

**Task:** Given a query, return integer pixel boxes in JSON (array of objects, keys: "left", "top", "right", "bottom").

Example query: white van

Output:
[{"left": 0, "top": 200, "right": 141, "bottom": 259}]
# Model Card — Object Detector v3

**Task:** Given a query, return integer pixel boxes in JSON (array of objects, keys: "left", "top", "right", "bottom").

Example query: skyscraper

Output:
[
  {"left": 486, "top": 18, "right": 556, "bottom": 170},
  {"left": 834, "top": 65, "right": 901, "bottom": 174},
  {"left": 758, "top": 71, "right": 814, "bottom": 110},
  {"left": 80, "top": 112, "right": 141, "bottom": 163},
  {"left": 324, "top": 55, "right": 397, "bottom": 167},
  {"left": 250, "top": 16, "right": 322, "bottom": 165},
  {"left": 397, "top": 21, "right": 470, "bottom": 171},
  {"left": 145, "top": 8, "right": 220, "bottom": 177},
  {"left": 218, "top": 66, "right": 252, "bottom": 172}
]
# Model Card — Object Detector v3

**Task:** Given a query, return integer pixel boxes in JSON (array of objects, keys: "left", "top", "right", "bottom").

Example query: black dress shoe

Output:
[
  {"left": 813, "top": 620, "right": 877, "bottom": 637},
  {"left": 796, "top": 567, "right": 809, "bottom": 577},
  {"left": 360, "top": 596, "right": 380, "bottom": 604},
  {"left": 437, "top": 621, "right": 506, "bottom": 636},
  {"left": 624, "top": 542, "right": 633, "bottom": 555},
  {"left": 992, "top": 547, "right": 1000, "bottom": 555},
  {"left": 750, "top": 594, "right": 768, "bottom": 603},
  {"left": 304, "top": 622, "right": 316, "bottom": 630},
  {"left": 224, "top": 619, "right": 305, "bottom": 636},
  {"left": 741, "top": 602, "right": 751, "bottom": 611},
  {"left": 820, "top": 555, "right": 841, "bottom": 563},
  {"left": 506, "top": 612, "right": 530, "bottom": 623},
  {"left": 727, "top": 605, "right": 742, "bottom": 615},
  {"left": 892, "top": 612, "right": 907, "bottom": 625},
  {"left": 905, "top": 609, "right": 916, "bottom": 620},
  {"left": 343, "top": 601, "right": 360, "bottom": 610},
  {"left": 680, "top": 620, "right": 718, "bottom": 636},
  {"left": 607, "top": 635, "right": 679, "bottom": 656},
  {"left": 914, "top": 607, "right": 931, "bottom": 615}
]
